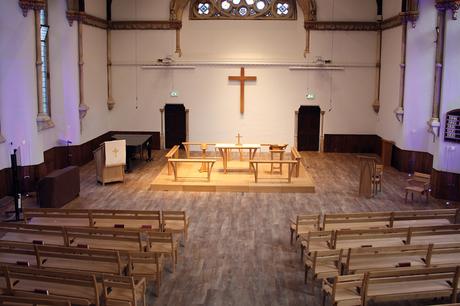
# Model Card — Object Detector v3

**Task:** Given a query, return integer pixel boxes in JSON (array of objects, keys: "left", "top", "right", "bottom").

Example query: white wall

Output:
[
  {"left": 383, "top": 0, "right": 402, "bottom": 19},
  {"left": 85, "top": 0, "right": 107, "bottom": 19},
  {"left": 80, "top": 24, "right": 109, "bottom": 143},
  {"left": 433, "top": 15, "right": 460, "bottom": 173},
  {"left": 403, "top": 0, "right": 436, "bottom": 153},
  {"left": 0, "top": 0, "right": 80, "bottom": 169},
  {"left": 110, "top": 1, "right": 379, "bottom": 145}
]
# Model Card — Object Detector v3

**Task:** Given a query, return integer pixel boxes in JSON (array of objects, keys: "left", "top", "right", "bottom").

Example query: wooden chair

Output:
[
  {"left": 371, "top": 164, "right": 383, "bottom": 193},
  {"left": 162, "top": 211, "right": 189, "bottom": 245},
  {"left": 146, "top": 232, "right": 178, "bottom": 273},
  {"left": 102, "top": 275, "right": 146, "bottom": 306},
  {"left": 322, "top": 274, "right": 363, "bottom": 306},
  {"left": 289, "top": 214, "right": 320, "bottom": 245},
  {"left": 268, "top": 144, "right": 287, "bottom": 174},
  {"left": 405, "top": 172, "right": 431, "bottom": 203}
]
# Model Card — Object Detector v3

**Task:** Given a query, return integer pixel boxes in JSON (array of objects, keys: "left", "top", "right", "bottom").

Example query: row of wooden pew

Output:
[
  {"left": 22, "top": 208, "right": 189, "bottom": 241},
  {"left": 290, "top": 208, "right": 460, "bottom": 305},
  {"left": 290, "top": 208, "right": 460, "bottom": 245},
  {"left": 0, "top": 208, "right": 190, "bottom": 305}
]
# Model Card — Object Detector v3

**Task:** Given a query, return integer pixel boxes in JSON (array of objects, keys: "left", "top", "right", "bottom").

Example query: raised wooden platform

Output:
[{"left": 151, "top": 158, "right": 315, "bottom": 193}]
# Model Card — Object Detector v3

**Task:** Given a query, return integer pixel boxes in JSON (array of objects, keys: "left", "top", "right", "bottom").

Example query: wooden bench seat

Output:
[
  {"left": 5, "top": 266, "right": 101, "bottom": 306},
  {"left": 0, "top": 224, "right": 66, "bottom": 246},
  {"left": 162, "top": 210, "right": 189, "bottom": 243},
  {"left": 35, "top": 245, "right": 124, "bottom": 275},
  {"left": 322, "top": 274, "right": 363, "bottom": 306},
  {"left": 322, "top": 212, "right": 391, "bottom": 231},
  {"left": 146, "top": 232, "right": 178, "bottom": 273},
  {"left": 249, "top": 160, "right": 298, "bottom": 183},
  {"left": 102, "top": 275, "right": 146, "bottom": 306},
  {"left": 363, "top": 266, "right": 460, "bottom": 305},
  {"left": 290, "top": 214, "right": 321, "bottom": 245},
  {"left": 0, "top": 295, "right": 72, "bottom": 306},
  {"left": 0, "top": 241, "right": 37, "bottom": 267},
  {"left": 168, "top": 158, "right": 217, "bottom": 181},
  {"left": 23, "top": 208, "right": 162, "bottom": 231},
  {"left": 127, "top": 252, "right": 163, "bottom": 296},
  {"left": 165, "top": 145, "right": 180, "bottom": 175},
  {"left": 291, "top": 147, "right": 302, "bottom": 177},
  {"left": 304, "top": 249, "right": 343, "bottom": 285}
]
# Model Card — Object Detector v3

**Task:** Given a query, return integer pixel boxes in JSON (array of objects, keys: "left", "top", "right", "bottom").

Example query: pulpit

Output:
[
  {"left": 358, "top": 155, "right": 377, "bottom": 198},
  {"left": 94, "top": 140, "right": 126, "bottom": 185}
]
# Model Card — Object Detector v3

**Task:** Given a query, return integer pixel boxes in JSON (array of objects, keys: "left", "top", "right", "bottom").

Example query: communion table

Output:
[{"left": 215, "top": 143, "right": 261, "bottom": 174}]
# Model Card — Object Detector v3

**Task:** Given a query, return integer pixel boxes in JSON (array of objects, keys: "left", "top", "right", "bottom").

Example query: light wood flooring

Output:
[{"left": 60, "top": 151, "right": 458, "bottom": 305}]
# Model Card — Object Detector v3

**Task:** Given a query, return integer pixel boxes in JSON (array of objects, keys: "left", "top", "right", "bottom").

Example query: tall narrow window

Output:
[
  {"left": 0, "top": 122, "right": 5, "bottom": 143},
  {"left": 40, "top": 9, "right": 50, "bottom": 115},
  {"left": 35, "top": 6, "right": 54, "bottom": 130}
]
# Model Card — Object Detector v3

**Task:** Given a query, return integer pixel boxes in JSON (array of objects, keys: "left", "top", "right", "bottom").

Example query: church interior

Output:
[{"left": 0, "top": 0, "right": 460, "bottom": 305}]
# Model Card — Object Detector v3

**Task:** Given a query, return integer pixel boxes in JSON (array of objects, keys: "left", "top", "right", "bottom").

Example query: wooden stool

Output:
[
  {"left": 199, "top": 144, "right": 208, "bottom": 172},
  {"left": 270, "top": 149, "right": 285, "bottom": 174}
]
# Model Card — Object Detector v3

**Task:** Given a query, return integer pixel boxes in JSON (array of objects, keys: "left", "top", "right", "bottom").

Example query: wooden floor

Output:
[
  {"left": 151, "top": 158, "right": 315, "bottom": 193},
  {"left": 59, "top": 151, "right": 458, "bottom": 306}
]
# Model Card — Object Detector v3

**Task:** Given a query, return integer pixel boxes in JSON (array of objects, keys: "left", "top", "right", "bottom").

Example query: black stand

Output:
[{"left": 4, "top": 149, "right": 22, "bottom": 221}]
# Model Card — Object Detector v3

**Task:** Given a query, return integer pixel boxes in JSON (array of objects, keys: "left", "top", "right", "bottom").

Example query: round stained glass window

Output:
[
  {"left": 221, "top": 0, "right": 231, "bottom": 9},
  {"left": 232, "top": 0, "right": 241, "bottom": 5},
  {"left": 197, "top": 3, "right": 210, "bottom": 14},
  {"left": 245, "top": 0, "right": 255, "bottom": 5},
  {"left": 239, "top": 6, "right": 248, "bottom": 15},
  {"left": 255, "top": 1, "right": 265, "bottom": 10},
  {"left": 276, "top": 3, "right": 289, "bottom": 15}
]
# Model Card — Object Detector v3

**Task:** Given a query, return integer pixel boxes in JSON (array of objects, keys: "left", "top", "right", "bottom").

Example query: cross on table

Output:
[
  {"left": 228, "top": 67, "right": 257, "bottom": 114},
  {"left": 112, "top": 147, "right": 119, "bottom": 158},
  {"left": 236, "top": 133, "right": 242, "bottom": 145}
]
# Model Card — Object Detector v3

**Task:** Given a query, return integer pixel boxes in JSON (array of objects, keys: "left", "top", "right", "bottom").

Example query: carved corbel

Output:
[
  {"left": 298, "top": 0, "right": 316, "bottom": 56},
  {"left": 436, "top": 0, "right": 460, "bottom": 19},
  {"left": 18, "top": 0, "right": 46, "bottom": 17},
  {"left": 170, "top": 0, "right": 187, "bottom": 57},
  {"left": 66, "top": 0, "right": 85, "bottom": 26}
]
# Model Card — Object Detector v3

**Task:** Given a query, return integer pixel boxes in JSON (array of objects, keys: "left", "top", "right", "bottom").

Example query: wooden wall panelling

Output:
[
  {"left": 431, "top": 169, "right": 460, "bottom": 201},
  {"left": 323, "top": 134, "right": 381, "bottom": 155},
  {"left": 391, "top": 146, "right": 433, "bottom": 174}
]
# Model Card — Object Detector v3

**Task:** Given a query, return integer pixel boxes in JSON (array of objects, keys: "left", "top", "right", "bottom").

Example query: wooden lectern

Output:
[
  {"left": 94, "top": 140, "right": 126, "bottom": 185},
  {"left": 358, "top": 155, "right": 377, "bottom": 198}
]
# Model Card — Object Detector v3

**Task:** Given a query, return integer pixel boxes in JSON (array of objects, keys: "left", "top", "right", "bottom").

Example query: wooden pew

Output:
[
  {"left": 304, "top": 249, "right": 343, "bottom": 285},
  {"left": 167, "top": 158, "right": 217, "bottom": 182},
  {"left": 321, "top": 211, "right": 391, "bottom": 231},
  {"left": 362, "top": 266, "right": 460, "bottom": 305},
  {"left": 425, "top": 243, "right": 460, "bottom": 268},
  {"left": 165, "top": 145, "right": 180, "bottom": 175},
  {"left": 23, "top": 208, "right": 163, "bottom": 231},
  {"left": 322, "top": 266, "right": 460, "bottom": 306},
  {"left": 289, "top": 214, "right": 321, "bottom": 245},
  {"left": 146, "top": 232, "right": 178, "bottom": 273},
  {"left": 4, "top": 265, "right": 101, "bottom": 306},
  {"left": 299, "top": 231, "right": 334, "bottom": 262},
  {"left": 0, "top": 295, "right": 71, "bottom": 306},
  {"left": 322, "top": 274, "right": 363, "bottom": 306},
  {"left": 35, "top": 245, "right": 124, "bottom": 275},
  {"left": 249, "top": 160, "right": 298, "bottom": 183},
  {"left": 291, "top": 147, "right": 302, "bottom": 177},
  {"left": 343, "top": 244, "right": 430, "bottom": 274},
  {"left": 162, "top": 210, "right": 189, "bottom": 243},
  {"left": 127, "top": 252, "right": 163, "bottom": 296},
  {"left": 0, "top": 223, "right": 66, "bottom": 246},
  {"left": 0, "top": 241, "right": 37, "bottom": 268},
  {"left": 64, "top": 227, "right": 145, "bottom": 252},
  {"left": 391, "top": 208, "right": 459, "bottom": 228},
  {"left": 102, "top": 275, "right": 146, "bottom": 306}
]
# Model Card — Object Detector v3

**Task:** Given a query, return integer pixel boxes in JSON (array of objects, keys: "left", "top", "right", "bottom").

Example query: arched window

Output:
[
  {"left": 190, "top": 0, "right": 296, "bottom": 20},
  {"left": 0, "top": 122, "right": 5, "bottom": 144}
]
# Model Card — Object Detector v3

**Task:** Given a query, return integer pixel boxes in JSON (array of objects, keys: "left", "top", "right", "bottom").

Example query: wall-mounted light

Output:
[{"left": 394, "top": 107, "right": 404, "bottom": 122}]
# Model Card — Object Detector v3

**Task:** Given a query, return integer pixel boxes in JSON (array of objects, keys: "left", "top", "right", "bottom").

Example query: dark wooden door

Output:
[
  {"left": 164, "top": 104, "right": 186, "bottom": 149},
  {"left": 297, "top": 105, "right": 320, "bottom": 151}
]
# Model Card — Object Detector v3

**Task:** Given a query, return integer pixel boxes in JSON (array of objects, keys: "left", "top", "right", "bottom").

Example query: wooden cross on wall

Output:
[{"left": 228, "top": 67, "right": 257, "bottom": 114}]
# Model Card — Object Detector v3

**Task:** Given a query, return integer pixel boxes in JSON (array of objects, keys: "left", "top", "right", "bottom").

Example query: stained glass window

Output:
[{"left": 190, "top": 0, "right": 296, "bottom": 20}]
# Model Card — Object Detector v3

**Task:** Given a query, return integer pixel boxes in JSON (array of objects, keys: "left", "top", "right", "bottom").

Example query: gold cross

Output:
[
  {"left": 113, "top": 147, "right": 119, "bottom": 158},
  {"left": 228, "top": 67, "right": 257, "bottom": 114},
  {"left": 236, "top": 133, "right": 242, "bottom": 145}
]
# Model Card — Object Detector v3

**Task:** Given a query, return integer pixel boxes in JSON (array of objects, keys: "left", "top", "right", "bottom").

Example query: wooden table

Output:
[{"left": 215, "top": 143, "right": 261, "bottom": 174}]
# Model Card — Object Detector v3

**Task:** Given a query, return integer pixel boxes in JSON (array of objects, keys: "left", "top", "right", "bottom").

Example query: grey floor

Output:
[{"left": 63, "top": 151, "right": 457, "bottom": 306}]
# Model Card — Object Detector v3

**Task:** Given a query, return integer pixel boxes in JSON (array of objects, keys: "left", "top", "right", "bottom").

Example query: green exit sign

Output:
[
  {"left": 306, "top": 93, "right": 315, "bottom": 100},
  {"left": 170, "top": 90, "right": 178, "bottom": 97}
]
